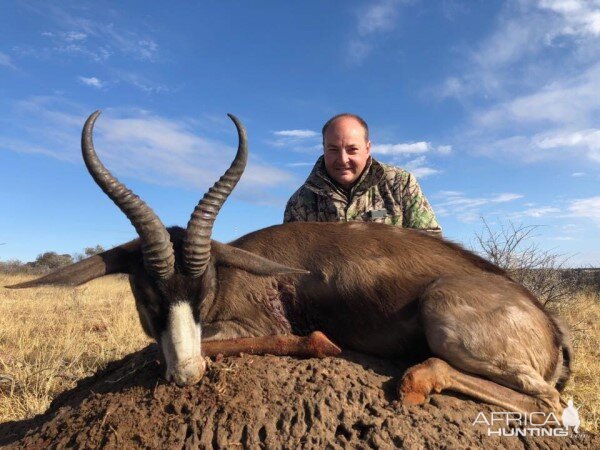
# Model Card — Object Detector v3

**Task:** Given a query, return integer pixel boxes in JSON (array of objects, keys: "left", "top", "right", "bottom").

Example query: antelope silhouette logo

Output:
[{"left": 561, "top": 399, "right": 580, "bottom": 433}]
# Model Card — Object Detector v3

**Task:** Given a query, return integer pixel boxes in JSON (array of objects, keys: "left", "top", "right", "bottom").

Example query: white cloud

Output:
[
  {"left": 99, "top": 115, "right": 291, "bottom": 190},
  {"left": 268, "top": 129, "right": 321, "bottom": 152},
  {"left": 0, "top": 51, "right": 16, "bottom": 69},
  {"left": 439, "top": 77, "right": 464, "bottom": 98},
  {"left": 2, "top": 97, "right": 297, "bottom": 204},
  {"left": 476, "top": 127, "right": 600, "bottom": 164},
  {"left": 402, "top": 156, "right": 440, "bottom": 178},
  {"left": 20, "top": 28, "right": 112, "bottom": 63},
  {"left": 571, "top": 172, "right": 586, "bottom": 177},
  {"left": 561, "top": 223, "right": 581, "bottom": 232},
  {"left": 345, "top": 39, "right": 373, "bottom": 65},
  {"left": 136, "top": 39, "right": 158, "bottom": 60},
  {"left": 346, "top": 0, "right": 409, "bottom": 65},
  {"left": 438, "top": 190, "right": 463, "bottom": 196},
  {"left": 78, "top": 76, "right": 104, "bottom": 88},
  {"left": 286, "top": 162, "right": 315, "bottom": 167},
  {"left": 534, "top": 128, "right": 600, "bottom": 162},
  {"left": 357, "top": 0, "right": 403, "bottom": 35},
  {"left": 274, "top": 130, "right": 318, "bottom": 138},
  {"left": 535, "top": 129, "right": 600, "bottom": 149},
  {"left": 437, "top": 0, "right": 600, "bottom": 103},
  {"left": 471, "top": 14, "right": 539, "bottom": 72},
  {"left": 19, "top": 5, "right": 159, "bottom": 63},
  {"left": 373, "top": 141, "right": 430, "bottom": 155},
  {"left": 475, "top": 64, "right": 600, "bottom": 128},
  {"left": 521, "top": 206, "right": 561, "bottom": 217},
  {"left": 492, "top": 193, "right": 524, "bottom": 202},
  {"left": 64, "top": 31, "right": 87, "bottom": 42},
  {"left": 372, "top": 141, "right": 452, "bottom": 155},
  {"left": 438, "top": 0, "right": 600, "bottom": 178},
  {"left": 538, "top": 0, "right": 600, "bottom": 37},
  {"left": 569, "top": 196, "right": 600, "bottom": 222},
  {"left": 370, "top": 140, "right": 450, "bottom": 179},
  {"left": 118, "top": 72, "right": 169, "bottom": 94},
  {"left": 434, "top": 190, "right": 523, "bottom": 222},
  {"left": 441, "top": 0, "right": 600, "bottom": 167}
]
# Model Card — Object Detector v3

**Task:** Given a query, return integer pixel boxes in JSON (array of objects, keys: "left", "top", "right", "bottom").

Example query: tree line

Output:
[{"left": 0, "top": 245, "right": 105, "bottom": 273}]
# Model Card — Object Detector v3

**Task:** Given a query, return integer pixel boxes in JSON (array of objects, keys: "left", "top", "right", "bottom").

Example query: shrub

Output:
[
  {"left": 474, "top": 219, "right": 576, "bottom": 305},
  {"left": 29, "top": 252, "right": 74, "bottom": 270}
]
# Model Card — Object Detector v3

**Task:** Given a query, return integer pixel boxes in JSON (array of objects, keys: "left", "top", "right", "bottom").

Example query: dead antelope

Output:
[{"left": 8, "top": 111, "right": 571, "bottom": 417}]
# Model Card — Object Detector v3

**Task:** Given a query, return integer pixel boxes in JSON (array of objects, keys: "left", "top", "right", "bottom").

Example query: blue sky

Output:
[{"left": 1, "top": 0, "right": 599, "bottom": 266}]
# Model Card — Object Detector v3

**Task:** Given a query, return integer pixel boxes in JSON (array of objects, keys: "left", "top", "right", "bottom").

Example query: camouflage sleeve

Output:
[
  {"left": 283, "top": 188, "right": 312, "bottom": 223},
  {"left": 400, "top": 172, "right": 442, "bottom": 237}
]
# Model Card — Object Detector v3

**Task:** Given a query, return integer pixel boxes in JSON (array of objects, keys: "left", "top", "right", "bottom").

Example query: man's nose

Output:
[{"left": 339, "top": 150, "right": 350, "bottom": 164}]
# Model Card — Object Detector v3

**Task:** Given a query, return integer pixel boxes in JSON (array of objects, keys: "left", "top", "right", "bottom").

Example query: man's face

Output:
[{"left": 323, "top": 117, "right": 371, "bottom": 189}]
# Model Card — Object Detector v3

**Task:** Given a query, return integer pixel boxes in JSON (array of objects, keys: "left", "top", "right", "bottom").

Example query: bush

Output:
[
  {"left": 0, "top": 259, "right": 33, "bottom": 275},
  {"left": 0, "top": 245, "right": 106, "bottom": 275},
  {"left": 29, "top": 252, "right": 74, "bottom": 270},
  {"left": 74, "top": 245, "right": 105, "bottom": 262},
  {"left": 474, "top": 219, "right": 576, "bottom": 305}
]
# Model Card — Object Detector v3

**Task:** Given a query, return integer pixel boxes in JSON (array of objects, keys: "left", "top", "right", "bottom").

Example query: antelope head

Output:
[{"left": 8, "top": 111, "right": 306, "bottom": 386}]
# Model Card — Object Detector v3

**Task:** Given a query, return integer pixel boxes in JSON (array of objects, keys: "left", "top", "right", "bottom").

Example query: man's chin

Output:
[{"left": 333, "top": 174, "right": 356, "bottom": 188}]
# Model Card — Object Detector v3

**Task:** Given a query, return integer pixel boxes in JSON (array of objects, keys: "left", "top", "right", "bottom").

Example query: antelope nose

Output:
[{"left": 169, "top": 359, "right": 206, "bottom": 386}]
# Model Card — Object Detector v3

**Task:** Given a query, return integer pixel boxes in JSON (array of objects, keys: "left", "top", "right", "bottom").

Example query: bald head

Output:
[{"left": 322, "top": 113, "right": 369, "bottom": 144}]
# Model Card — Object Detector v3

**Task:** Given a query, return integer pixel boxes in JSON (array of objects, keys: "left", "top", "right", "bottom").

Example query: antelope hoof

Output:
[
  {"left": 307, "top": 331, "right": 342, "bottom": 358},
  {"left": 401, "top": 390, "right": 429, "bottom": 406},
  {"left": 398, "top": 368, "right": 431, "bottom": 406},
  {"left": 398, "top": 358, "right": 451, "bottom": 405}
]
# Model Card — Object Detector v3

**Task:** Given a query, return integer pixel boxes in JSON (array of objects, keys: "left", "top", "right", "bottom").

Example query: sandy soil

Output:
[{"left": 0, "top": 346, "right": 596, "bottom": 449}]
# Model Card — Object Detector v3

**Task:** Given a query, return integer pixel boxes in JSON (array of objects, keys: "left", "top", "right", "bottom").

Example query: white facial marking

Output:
[{"left": 161, "top": 302, "right": 205, "bottom": 386}]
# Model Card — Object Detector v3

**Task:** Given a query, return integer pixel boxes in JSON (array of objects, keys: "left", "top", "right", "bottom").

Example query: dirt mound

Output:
[{"left": 1, "top": 346, "right": 596, "bottom": 449}]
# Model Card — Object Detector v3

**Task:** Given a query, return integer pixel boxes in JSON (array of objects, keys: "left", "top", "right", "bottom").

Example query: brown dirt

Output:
[{"left": 0, "top": 346, "right": 596, "bottom": 449}]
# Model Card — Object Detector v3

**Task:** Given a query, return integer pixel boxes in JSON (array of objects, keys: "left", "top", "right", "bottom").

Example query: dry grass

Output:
[
  {"left": 0, "top": 273, "right": 150, "bottom": 422},
  {"left": 550, "top": 289, "right": 600, "bottom": 434},
  {"left": 0, "top": 273, "right": 598, "bottom": 433}
]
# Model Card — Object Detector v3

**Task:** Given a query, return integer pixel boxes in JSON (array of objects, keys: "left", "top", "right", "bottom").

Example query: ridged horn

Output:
[
  {"left": 183, "top": 114, "right": 248, "bottom": 277},
  {"left": 82, "top": 111, "right": 175, "bottom": 281}
]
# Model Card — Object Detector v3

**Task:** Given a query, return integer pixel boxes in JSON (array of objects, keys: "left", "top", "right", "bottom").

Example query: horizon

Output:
[{"left": 1, "top": 1, "right": 599, "bottom": 267}]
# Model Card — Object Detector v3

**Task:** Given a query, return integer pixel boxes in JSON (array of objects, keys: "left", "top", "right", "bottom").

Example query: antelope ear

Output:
[
  {"left": 5, "top": 240, "right": 140, "bottom": 289},
  {"left": 211, "top": 241, "right": 309, "bottom": 276}
]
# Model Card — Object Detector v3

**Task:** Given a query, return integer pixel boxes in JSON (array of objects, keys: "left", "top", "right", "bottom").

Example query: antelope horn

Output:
[
  {"left": 82, "top": 111, "right": 175, "bottom": 281},
  {"left": 183, "top": 114, "right": 248, "bottom": 277}
]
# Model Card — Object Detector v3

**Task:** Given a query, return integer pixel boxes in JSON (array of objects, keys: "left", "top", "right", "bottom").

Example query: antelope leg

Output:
[
  {"left": 201, "top": 331, "right": 342, "bottom": 358},
  {"left": 399, "top": 357, "right": 558, "bottom": 415}
]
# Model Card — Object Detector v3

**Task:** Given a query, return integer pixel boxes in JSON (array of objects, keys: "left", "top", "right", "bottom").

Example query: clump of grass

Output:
[
  {"left": 549, "top": 289, "right": 600, "bottom": 433},
  {"left": 0, "top": 273, "right": 150, "bottom": 422}
]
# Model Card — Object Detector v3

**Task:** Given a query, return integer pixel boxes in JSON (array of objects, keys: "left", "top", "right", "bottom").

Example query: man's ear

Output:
[{"left": 366, "top": 140, "right": 371, "bottom": 155}]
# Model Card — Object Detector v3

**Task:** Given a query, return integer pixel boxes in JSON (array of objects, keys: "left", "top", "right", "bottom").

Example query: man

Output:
[{"left": 284, "top": 113, "right": 442, "bottom": 236}]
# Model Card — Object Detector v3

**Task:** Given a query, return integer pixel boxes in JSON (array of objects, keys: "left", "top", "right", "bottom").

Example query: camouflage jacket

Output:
[{"left": 284, "top": 156, "right": 442, "bottom": 236}]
